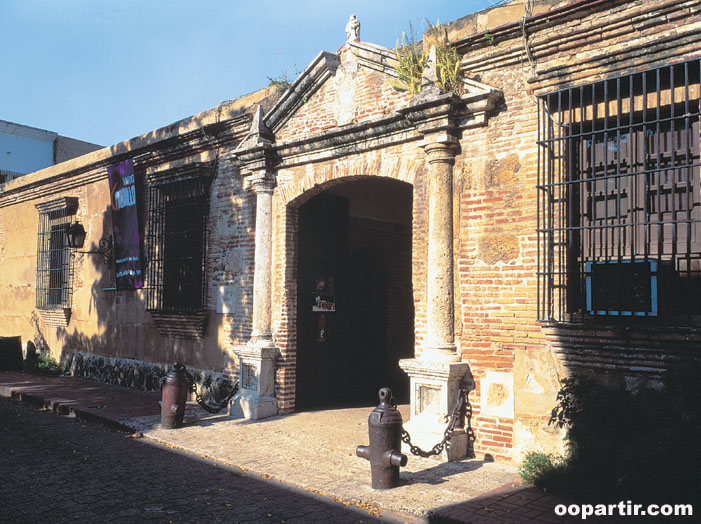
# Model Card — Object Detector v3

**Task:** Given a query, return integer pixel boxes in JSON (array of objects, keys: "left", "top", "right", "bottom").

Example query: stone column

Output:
[
  {"left": 250, "top": 173, "right": 275, "bottom": 345},
  {"left": 423, "top": 137, "right": 460, "bottom": 362},
  {"left": 231, "top": 106, "right": 280, "bottom": 420},
  {"left": 399, "top": 131, "right": 473, "bottom": 461},
  {"left": 232, "top": 171, "right": 279, "bottom": 420}
]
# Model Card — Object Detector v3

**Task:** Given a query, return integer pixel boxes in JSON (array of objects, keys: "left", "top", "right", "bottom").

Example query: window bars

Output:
[
  {"left": 537, "top": 58, "right": 701, "bottom": 322},
  {"left": 36, "top": 206, "right": 75, "bottom": 309},
  {"left": 145, "top": 176, "right": 210, "bottom": 313}
]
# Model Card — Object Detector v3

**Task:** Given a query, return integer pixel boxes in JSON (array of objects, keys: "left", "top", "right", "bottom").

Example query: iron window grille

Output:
[
  {"left": 537, "top": 58, "right": 701, "bottom": 322},
  {"left": 35, "top": 197, "right": 78, "bottom": 309},
  {"left": 145, "top": 173, "right": 211, "bottom": 313}
]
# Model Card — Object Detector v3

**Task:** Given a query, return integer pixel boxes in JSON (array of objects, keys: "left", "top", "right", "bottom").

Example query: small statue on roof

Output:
[{"left": 345, "top": 14, "right": 360, "bottom": 42}]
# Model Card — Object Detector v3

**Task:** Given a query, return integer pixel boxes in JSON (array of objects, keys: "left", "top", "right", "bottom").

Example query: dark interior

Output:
[{"left": 295, "top": 179, "right": 414, "bottom": 410}]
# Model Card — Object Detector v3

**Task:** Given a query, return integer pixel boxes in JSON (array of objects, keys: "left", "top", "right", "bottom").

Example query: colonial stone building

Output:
[{"left": 1, "top": 0, "right": 699, "bottom": 462}]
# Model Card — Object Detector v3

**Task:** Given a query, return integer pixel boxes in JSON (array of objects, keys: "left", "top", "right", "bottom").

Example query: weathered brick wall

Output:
[
  {"left": 449, "top": 0, "right": 701, "bottom": 459},
  {"left": 455, "top": 68, "right": 542, "bottom": 460},
  {"left": 271, "top": 202, "right": 299, "bottom": 413},
  {"left": 208, "top": 156, "right": 256, "bottom": 351},
  {"left": 276, "top": 47, "right": 411, "bottom": 143}
]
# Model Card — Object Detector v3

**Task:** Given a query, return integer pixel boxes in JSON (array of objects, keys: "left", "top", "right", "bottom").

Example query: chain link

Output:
[
  {"left": 400, "top": 387, "right": 475, "bottom": 458},
  {"left": 183, "top": 369, "right": 239, "bottom": 414}
]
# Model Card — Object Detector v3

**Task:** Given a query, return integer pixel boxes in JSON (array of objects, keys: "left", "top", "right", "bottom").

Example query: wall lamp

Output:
[{"left": 66, "top": 222, "right": 113, "bottom": 266}]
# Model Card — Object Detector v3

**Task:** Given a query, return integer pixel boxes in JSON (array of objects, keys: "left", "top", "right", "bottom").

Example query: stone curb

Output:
[{"left": 0, "top": 382, "right": 137, "bottom": 434}]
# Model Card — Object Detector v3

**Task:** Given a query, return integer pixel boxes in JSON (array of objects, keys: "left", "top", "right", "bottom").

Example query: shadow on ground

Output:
[{"left": 0, "top": 397, "right": 399, "bottom": 524}]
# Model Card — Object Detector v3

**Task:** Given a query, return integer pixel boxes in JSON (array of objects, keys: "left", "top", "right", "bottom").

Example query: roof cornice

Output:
[{"left": 265, "top": 51, "right": 341, "bottom": 133}]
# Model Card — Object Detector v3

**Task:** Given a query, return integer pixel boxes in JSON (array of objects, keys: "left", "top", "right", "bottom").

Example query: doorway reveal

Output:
[{"left": 295, "top": 178, "right": 414, "bottom": 410}]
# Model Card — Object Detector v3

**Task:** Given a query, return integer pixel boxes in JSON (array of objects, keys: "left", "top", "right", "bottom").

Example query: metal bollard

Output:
[
  {"left": 356, "top": 387, "right": 408, "bottom": 489},
  {"left": 160, "top": 362, "right": 189, "bottom": 429}
]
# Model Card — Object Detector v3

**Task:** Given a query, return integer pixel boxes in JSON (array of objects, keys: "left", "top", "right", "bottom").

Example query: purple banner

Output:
[{"left": 108, "top": 159, "right": 143, "bottom": 289}]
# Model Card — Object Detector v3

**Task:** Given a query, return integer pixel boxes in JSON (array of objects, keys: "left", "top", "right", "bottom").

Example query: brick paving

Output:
[
  {"left": 0, "top": 371, "right": 617, "bottom": 523},
  {"left": 0, "top": 397, "right": 389, "bottom": 524}
]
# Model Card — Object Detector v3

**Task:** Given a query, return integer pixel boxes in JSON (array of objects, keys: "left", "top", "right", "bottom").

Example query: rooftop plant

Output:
[{"left": 391, "top": 20, "right": 463, "bottom": 96}]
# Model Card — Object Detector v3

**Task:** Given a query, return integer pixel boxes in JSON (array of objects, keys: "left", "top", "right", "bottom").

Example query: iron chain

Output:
[
  {"left": 399, "top": 387, "right": 475, "bottom": 458},
  {"left": 184, "top": 369, "right": 239, "bottom": 414}
]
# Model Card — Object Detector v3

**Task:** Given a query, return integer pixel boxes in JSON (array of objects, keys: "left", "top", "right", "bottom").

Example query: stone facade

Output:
[{"left": 1, "top": 0, "right": 699, "bottom": 462}]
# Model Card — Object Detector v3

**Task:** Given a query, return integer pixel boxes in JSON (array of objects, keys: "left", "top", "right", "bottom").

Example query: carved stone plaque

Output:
[
  {"left": 241, "top": 363, "right": 257, "bottom": 390},
  {"left": 418, "top": 385, "right": 441, "bottom": 415}
]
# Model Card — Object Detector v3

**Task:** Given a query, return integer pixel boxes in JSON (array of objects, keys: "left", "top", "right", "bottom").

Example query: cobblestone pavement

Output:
[
  {"left": 1, "top": 372, "right": 607, "bottom": 523},
  {"left": 132, "top": 405, "right": 520, "bottom": 522},
  {"left": 0, "top": 397, "right": 394, "bottom": 524}
]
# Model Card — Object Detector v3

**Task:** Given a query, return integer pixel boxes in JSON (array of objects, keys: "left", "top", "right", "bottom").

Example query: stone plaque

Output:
[
  {"left": 418, "top": 385, "right": 441, "bottom": 415},
  {"left": 241, "top": 363, "right": 257, "bottom": 390},
  {"left": 480, "top": 371, "right": 514, "bottom": 419},
  {"left": 217, "top": 284, "right": 238, "bottom": 314}
]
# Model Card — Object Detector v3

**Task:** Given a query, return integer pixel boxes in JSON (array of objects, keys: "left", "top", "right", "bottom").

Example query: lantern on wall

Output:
[
  {"left": 66, "top": 222, "right": 113, "bottom": 266},
  {"left": 65, "top": 222, "right": 87, "bottom": 249}
]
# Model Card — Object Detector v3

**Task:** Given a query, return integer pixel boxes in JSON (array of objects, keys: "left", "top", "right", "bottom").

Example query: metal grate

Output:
[
  {"left": 537, "top": 58, "right": 701, "bottom": 322},
  {"left": 36, "top": 208, "right": 75, "bottom": 309},
  {"left": 145, "top": 176, "right": 210, "bottom": 312}
]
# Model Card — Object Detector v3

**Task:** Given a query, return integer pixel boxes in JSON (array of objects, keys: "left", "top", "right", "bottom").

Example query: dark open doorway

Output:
[{"left": 296, "top": 178, "right": 414, "bottom": 410}]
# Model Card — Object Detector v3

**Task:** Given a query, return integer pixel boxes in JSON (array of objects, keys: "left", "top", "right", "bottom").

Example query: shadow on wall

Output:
[
  {"left": 25, "top": 160, "right": 252, "bottom": 400},
  {"left": 531, "top": 366, "right": 701, "bottom": 508}
]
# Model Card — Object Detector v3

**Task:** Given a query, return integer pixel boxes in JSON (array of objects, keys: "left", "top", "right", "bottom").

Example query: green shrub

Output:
[
  {"left": 533, "top": 366, "right": 701, "bottom": 506},
  {"left": 26, "top": 354, "right": 65, "bottom": 376},
  {"left": 390, "top": 30, "right": 425, "bottom": 96},
  {"left": 519, "top": 451, "right": 555, "bottom": 486}
]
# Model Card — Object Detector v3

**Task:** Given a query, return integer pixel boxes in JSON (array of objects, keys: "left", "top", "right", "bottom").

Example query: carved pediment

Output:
[
  {"left": 264, "top": 41, "right": 416, "bottom": 143},
  {"left": 244, "top": 18, "right": 503, "bottom": 166},
  {"left": 265, "top": 51, "right": 341, "bottom": 135}
]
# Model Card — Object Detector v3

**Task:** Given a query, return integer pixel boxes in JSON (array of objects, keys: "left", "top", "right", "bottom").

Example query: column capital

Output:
[
  {"left": 249, "top": 171, "right": 277, "bottom": 194},
  {"left": 400, "top": 93, "right": 461, "bottom": 135},
  {"left": 420, "top": 134, "right": 459, "bottom": 165},
  {"left": 235, "top": 105, "right": 278, "bottom": 180}
]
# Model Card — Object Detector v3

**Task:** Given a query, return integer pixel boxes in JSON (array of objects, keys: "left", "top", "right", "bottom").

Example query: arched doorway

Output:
[{"left": 295, "top": 177, "right": 414, "bottom": 409}]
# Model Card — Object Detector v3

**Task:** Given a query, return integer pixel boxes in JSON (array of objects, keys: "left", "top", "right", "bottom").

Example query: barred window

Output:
[
  {"left": 35, "top": 197, "right": 78, "bottom": 309},
  {"left": 537, "top": 59, "right": 701, "bottom": 322},
  {"left": 145, "top": 174, "right": 210, "bottom": 313}
]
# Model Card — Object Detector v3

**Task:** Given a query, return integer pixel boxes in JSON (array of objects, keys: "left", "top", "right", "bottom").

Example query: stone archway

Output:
[{"left": 272, "top": 174, "right": 417, "bottom": 413}]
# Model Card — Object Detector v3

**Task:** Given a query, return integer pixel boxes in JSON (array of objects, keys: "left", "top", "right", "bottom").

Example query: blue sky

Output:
[{"left": 1, "top": 0, "right": 499, "bottom": 147}]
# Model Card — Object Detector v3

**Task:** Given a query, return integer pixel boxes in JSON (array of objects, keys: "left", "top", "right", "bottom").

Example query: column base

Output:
[
  {"left": 399, "top": 358, "right": 474, "bottom": 462},
  {"left": 231, "top": 391, "right": 278, "bottom": 420},
  {"left": 419, "top": 344, "right": 461, "bottom": 363},
  {"left": 231, "top": 341, "right": 279, "bottom": 420}
]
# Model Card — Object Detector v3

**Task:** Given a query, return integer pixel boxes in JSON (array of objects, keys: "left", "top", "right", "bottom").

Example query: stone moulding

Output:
[
  {"left": 145, "top": 161, "right": 214, "bottom": 186},
  {"left": 266, "top": 51, "right": 341, "bottom": 134},
  {"left": 454, "top": 0, "right": 700, "bottom": 93},
  {"left": 268, "top": 86, "right": 501, "bottom": 171},
  {"left": 399, "top": 358, "right": 474, "bottom": 390},
  {"left": 34, "top": 196, "right": 79, "bottom": 214},
  {"left": 274, "top": 113, "right": 416, "bottom": 169},
  {"left": 347, "top": 40, "right": 398, "bottom": 76}
]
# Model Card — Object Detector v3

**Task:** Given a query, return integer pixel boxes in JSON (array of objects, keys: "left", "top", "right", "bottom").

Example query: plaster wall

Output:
[{"left": 0, "top": 88, "right": 276, "bottom": 395}]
